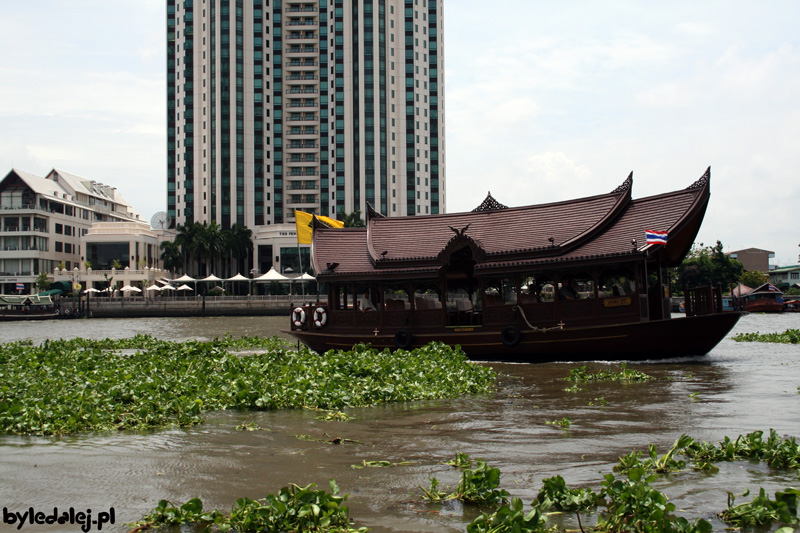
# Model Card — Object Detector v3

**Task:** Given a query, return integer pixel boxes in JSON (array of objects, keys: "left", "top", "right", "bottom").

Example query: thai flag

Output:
[
  {"left": 15, "top": 283, "right": 24, "bottom": 291},
  {"left": 645, "top": 230, "right": 668, "bottom": 245},
  {"left": 768, "top": 284, "right": 781, "bottom": 292}
]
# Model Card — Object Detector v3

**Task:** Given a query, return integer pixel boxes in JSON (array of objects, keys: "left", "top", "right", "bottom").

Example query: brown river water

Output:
[{"left": 1, "top": 313, "right": 798, "bottom": 532}]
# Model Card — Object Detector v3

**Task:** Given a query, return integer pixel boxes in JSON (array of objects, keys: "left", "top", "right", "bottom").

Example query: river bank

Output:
[{"left": 54, "top": 295, "right": 324, "bottom": 318}]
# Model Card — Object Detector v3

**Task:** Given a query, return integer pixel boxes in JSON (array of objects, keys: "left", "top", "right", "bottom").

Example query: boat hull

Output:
[{"left": 286, "top": 311, "right": 744, "bottom": 362}]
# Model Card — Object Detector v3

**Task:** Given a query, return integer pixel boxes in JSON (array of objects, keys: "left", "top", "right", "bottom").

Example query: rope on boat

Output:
[{"left": 512, "top": 306, "right": 564, "bottom": 332}]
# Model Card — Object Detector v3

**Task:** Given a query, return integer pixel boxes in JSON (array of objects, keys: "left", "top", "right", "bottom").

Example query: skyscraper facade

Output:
[{"left": 167, "top": 0, "right": 444, "bottom": 274}]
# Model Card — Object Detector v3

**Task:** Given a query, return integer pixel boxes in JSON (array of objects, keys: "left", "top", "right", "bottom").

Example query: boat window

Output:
[
  {"left": 484, "top": 278, "right": 516, "bottom": 306},
  {"left": 383, "top": 287, "right": 410, "bottom": 311},
  {"left": 332, "top": 284, "right": 351, "bottom": 310},
  {"left": 446, "top": 287, "right": 477, "bottom": 312},
  {"left": 556, "top": 273, "right": 595, "bottom": 301},
  {"left": 600, "top": 269, "right": 635, "bottom": 298},
  {"left": 520, "top": 275, "right": 552, "bottom": 303},
  {"left": 413, "top": 286, "right": 442, "bottom": 310},
  {"left": 356, "top": 286, "right": 380, "bottom": 311}
]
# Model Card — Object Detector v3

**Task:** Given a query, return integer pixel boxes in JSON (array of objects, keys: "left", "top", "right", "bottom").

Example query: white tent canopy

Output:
[
  {"left": 173, "top": 274, "right": 196, "bottom": 282},
  {"left": 227, "top": 273, "right": 250, "bottom": 281},
  {"left": 254, "top": 267, "right": 289, "bottom": 282},
  {"left": 83, "top": 288, "right": 101, "bottom": 293},
  {"left": 120, "top": 285, "right": 142, "bottom": 292},
  {"left": 177, "top": 284, "right": 193, "bottom": 291},
  {"left": 200, "top": 274, "right": 223, "bottom": 282},
  {"left": 161, "top": 284, "right": 177, "bottom": 291},
  {"left": 145, "top": 285, "right": 162, "bottom": 291}
]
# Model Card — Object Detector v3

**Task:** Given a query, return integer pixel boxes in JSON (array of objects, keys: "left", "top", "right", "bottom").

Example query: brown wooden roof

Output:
[{"left": 312, "top": 168, "right": 711, "bottom": 280}]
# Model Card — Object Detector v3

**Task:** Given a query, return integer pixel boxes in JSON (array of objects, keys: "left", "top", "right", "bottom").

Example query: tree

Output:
[
  {"left": 225, "top": 224, "right": 253, "bottom": 276},
  {"left": 160, "top": 240, "right": 183, "bottom": 274},
  {"left": 674, "top": 241, "right": 743, "bottom": 293},
  {"left": 738, "top": 270, "right": 768, "bottom": 288},
  {"left": 36, "top": 272, "right": 50, "bottom": 292},
  {"left": 338, "top": 209, "right": 365, "bottom": 227}
]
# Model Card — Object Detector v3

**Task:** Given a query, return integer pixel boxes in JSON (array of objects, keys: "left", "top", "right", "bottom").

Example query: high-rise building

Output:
[{"left": 167, "top": 0, "right": 445, "bottom": 274}]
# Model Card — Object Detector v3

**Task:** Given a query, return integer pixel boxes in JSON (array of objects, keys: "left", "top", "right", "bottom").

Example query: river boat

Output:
[
  {"left": 0, "top": 294, "right": 58, "bottom": 321},
  {"left": 287, "top": 168, "right": 744, "bottom": 362},
  {"left": 732, "top": 283, "right": 784, "bottom": 313}
]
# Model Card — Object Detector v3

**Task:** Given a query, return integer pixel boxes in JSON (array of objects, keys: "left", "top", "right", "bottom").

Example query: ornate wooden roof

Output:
[{"left": 312, "top": 169, "right": 711, "bottom": 280}]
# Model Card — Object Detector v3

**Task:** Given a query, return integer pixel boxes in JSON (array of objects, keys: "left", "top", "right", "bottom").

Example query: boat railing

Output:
[{"left": 684, "top": 283, "right": 723, "bottom": 316}]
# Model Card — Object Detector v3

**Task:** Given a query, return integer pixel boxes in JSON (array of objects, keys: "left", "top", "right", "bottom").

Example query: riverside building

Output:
[
  {"left": 167, "top": 0, "right": 445, "bottom": 274},
  {"left": 0, "top": 169, "right": 153, "bottom": 294}
]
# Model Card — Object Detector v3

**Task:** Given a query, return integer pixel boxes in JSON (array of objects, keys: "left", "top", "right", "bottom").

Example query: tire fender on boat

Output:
[
  {"left": 291, "top": 307, "right": 307, "bottom": 327},
  {"left": 312, "top": 307, "right": 327, "bottom": 327},
  {"left": 394, "top": 329, "right": 414, "bottom": 350},
  {"left": 500, "top": 325, "right": 521, "bottom": 347}
]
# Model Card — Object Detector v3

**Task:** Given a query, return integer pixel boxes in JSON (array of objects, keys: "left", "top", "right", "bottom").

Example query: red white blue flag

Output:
[
  {"left": 645, "top": 230, "right": 668, "bottom": 245},
  {"left": 15, "top": 283, "right": 24, "bottom": 291}
]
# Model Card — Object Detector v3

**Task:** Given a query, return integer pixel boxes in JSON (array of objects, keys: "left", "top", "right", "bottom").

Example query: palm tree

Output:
[
  {"left": 338, "top": 209, "right": 365, "bottom": 227},
  {"left": 195, "top": 221, "right": 225, "bottom": 276},
  {"left": 225, "top": 224, "right": 253, "bottom": 276},
  {"left": 159, "top": 240, "right": 183, "bottom": 275},
  {"left": 175, "top": 221, "right": 203, "bottom": 275}
]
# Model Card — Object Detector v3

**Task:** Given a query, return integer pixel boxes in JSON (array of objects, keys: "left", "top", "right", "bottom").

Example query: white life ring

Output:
[
  {"left": 313, "top": 307, "right": 327, "bottom": 327},
  {"left": 291, "top": 307, "right": 306, "bottom": 327}
]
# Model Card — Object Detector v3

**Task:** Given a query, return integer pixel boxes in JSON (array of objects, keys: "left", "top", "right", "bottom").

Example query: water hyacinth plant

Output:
[
  {"left": 0, "top": 337, "right": 495, "bottom": 436},
  {"left": 131, "top": 480, "right": 367, "bottom": 532},
  {"left": 732, "top": 329, "right": 800, "bottom": 344}
]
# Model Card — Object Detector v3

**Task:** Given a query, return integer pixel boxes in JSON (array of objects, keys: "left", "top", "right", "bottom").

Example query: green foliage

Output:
[
  {"left": 718, "top": 487, "right": 800, "bottom": 528},
  {"left": 681, "top": 429, "right": 800, "bottom": 471},
  {"left": 732, "top": 329, "right": 800, "bottom": 344},
  {"left": 467, "top": 497, "right": 553, "bottom": 533},
  {"left": 420, "top": 454, "right": 509, "bottom": 506},
  {"left": 535, "top": 475, "right": 597, "bottom": 512},
  {"left": 35, "top": 272, "right": 50, "bottom": 292},
  {"left": 446, "top": 451, "right": 473, "bottom": 468},
  {"left": 738, "top": 269, "right": 769, "bottom": 287},
  {"left": 134, "top": 480, "right": 366, "bottom": 532},
  {"left": 0, "top": 337, "right": 495, "bottom": 435},
  {"left": 338, "top": 209, "right": 365, "bottom": 228},
  {"left": 597, "top": 468, "right": 712, "bottom": 533},
  {"left": 454, "top": 459, "right": 511, "bottom": 506},
  {"left": 613, "top": 435, "right": 691, "bottom": 475},
  {"left": 545, "top": 417, "right": 572, "bottom": 429},
  {"left": 673, "top": 240, "right": 743, "bottom": 294},
  {"left": 565, "top": 363, "right": 655, "bottom": 383}
]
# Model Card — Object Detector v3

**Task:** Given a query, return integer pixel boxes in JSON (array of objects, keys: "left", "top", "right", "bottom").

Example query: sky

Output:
[{"left": 1, "top": 1, "right": 798, "bottom": 265}]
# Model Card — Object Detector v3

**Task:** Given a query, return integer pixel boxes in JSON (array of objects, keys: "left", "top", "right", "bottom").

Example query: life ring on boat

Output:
[
  {"left": 312, "top": 307, "right": 327, "bottom": 327},
  {"left": 291, "top": 307, "right": 307, "bottom": 327},
  {"left": 394, "top": 329, "right": 414, "bottom": 350},
  {"left": 500, "top": 325, "right": 521, "bottom": 347}
]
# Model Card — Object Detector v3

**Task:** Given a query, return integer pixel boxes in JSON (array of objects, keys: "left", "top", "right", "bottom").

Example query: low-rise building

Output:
[
  {"left": 768, "top": 265, "right": 800, "bottom": 290},
  {"left": 727, "top": 247, "right": 775, "bottom": 272},
  {"left": 0, "top": 168, "right": 145, "bottom": 294}
]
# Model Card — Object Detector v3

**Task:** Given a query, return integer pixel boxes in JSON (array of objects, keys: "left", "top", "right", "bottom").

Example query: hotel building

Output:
[
  {"left": 167, "top": 0, "right": 445, "bottom": 273},
  {"left": 0, "top": 169, "right": 157, "bottom": 294}
]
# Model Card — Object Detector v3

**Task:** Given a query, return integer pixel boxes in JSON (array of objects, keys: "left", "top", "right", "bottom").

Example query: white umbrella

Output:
[
  {"left": 145, "top": 285, "right": 162, "bottom": 291},
  {"left": 177, "top": 284, "right": 193, "bottom": 291},
  {"left": 254, "top": 267, "right": 289, "bottom": 282},
  {"left": 120, "top": 285, "right": 142, "bottom": 293},
  {"left": 226, "top": 273, "right": 250, "bottom": 281},
  {"left": 160, "top": 284, "right": 176, "bottom": 291},
  {"left": 84, "top": 288, "right": 101, "bottom": 293},
  {"left": 173, "top": 274, "right": 196, "bottom": 282},
  {"left": 298, "top": 273, "right": 316, "bottom": 281},
  {"left": 200, "top": 274, "right": 223, "bottom": 282}
]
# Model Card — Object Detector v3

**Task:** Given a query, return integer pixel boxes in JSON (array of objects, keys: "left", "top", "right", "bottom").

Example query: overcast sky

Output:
[{"left": 1, "top": 1, "right": 798, "bottom": 265}]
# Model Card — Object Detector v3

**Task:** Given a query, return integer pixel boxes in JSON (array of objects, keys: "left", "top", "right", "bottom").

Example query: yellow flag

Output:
[
  {"left": 318, "top": 215, "right": 344, "bottom": 229},
  {"left": 295, "top": 210, "right": 314, "bottom": 244},
  {"left": 295, "top": 210, "right": 344, "bottom": 244}
]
